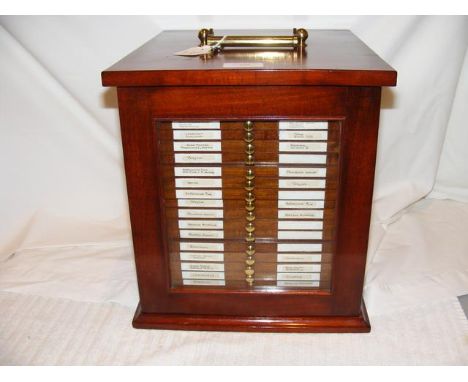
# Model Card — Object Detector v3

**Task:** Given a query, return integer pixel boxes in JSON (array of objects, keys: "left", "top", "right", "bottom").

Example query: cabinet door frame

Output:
[{"left": 117, "top": 85, "right": 380, "bottom": 321}]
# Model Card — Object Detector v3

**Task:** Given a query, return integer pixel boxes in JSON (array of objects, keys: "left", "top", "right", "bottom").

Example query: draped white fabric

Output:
[
  {"left": 1, "top": 15, "right": 468, "bottom": 365},
  {"left": 1, "top": 16, "right": 467, "bottom": 262}
]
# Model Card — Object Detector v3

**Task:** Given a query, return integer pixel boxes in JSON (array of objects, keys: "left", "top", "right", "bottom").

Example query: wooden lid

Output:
[{"left": 102, "top": 29, "right": 397, "bottom": 87}]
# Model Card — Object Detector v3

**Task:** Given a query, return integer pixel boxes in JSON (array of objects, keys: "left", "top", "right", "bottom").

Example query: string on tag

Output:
[{"left": 174, "top": 36, "right": 228, "bottom": 56}]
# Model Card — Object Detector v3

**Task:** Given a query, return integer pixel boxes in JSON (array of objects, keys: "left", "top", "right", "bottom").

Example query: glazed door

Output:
[{"left": 118, "top": 86, "right": 380, "bottom": 317}]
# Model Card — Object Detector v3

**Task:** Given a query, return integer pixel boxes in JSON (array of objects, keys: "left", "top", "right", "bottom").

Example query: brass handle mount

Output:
[{"left": 198, "top": 28, "right": 308, "bottom": 50}]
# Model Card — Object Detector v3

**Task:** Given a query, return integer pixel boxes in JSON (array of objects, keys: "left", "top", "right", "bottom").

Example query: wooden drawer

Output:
[
  {"left": 168, "top": 240, "right": 334, "bottom": 253},
  {"left": 157, "top": 120, "right": 340, "bottom": 142},
  {"left": 161, "top": 164, "right": 336, "bottom": 179},
  {"left": 169, "top": 251, "right": 333, "bottom": 264},
  {"left": 166, "top": 218, "right": 334, "bottom": 241},
  {"left": 171, "top": 279, "right": 332, "bottom": 290},
  {"left": 170, "top": 263, "right": 332, "bottom": 283},
  {"left": 164, "top": 203, "right": 336, "bottom": 220}
]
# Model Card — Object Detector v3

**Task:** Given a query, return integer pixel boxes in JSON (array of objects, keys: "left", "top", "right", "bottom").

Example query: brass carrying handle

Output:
[{"left": 198, "top": 28, "right": 308, "bottom": 50}]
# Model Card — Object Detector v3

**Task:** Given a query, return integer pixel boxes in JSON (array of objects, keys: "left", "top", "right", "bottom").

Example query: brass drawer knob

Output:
[
  {"left": 245, "top": 232, "right": 255, "bottom": 242},
  {"left": 246, "top": 211, "right": 255, "bottom": 221},
  {"left": 244, "top": 121, "right": 253, "bottom": 131},
  {"left": 245, "top": 223, "right": 255, "bottom": 233},
  {"left": 245, "top": 195, "right": 255, "bottom": 203},
  {"left": 246, "top": 247, "right": 256, "bottom": 256},
  {"left": 246, "top": 172, "right": 255, "bottom": 181},
  {"left": 245, "top": 258, "right": 255, "bottom": 266},
  {"left": 245, "top": 268, "right": 255, "bottom": 276},
  {"left": 245, "top": 144, "right": 255, "bottom": 154},
  {"left": 246, "top": 276, "right": 254, "bottom": 286},
  {"left": 246, "top": 153, "right": 254, "bottom": 161},
  {"left": 245, "top": 204, "right": 255, "bottom": 212},
  {"left": 244, "top": 133, "right": 254, "bottom": 143}
]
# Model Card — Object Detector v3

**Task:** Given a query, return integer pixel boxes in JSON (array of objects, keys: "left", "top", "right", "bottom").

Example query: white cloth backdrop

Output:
[
  {"left": 1, "top": 15, "right": 468, "bottom": 365},
  {"left": 0, "top": 15, "right": 467, "bottom": 260},
  {"left": 1, "top": 16, "right": 467, "bottom": 263}
]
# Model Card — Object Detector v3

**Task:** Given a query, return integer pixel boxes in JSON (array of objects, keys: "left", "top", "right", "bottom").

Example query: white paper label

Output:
[
  {"left": 176, "top": 190, "right": 222, "bottom": 199},
  {"left": 178, "top": 209, "right": 224, "bottom": 219},
  {"left": 279, "top": 131, "right": 328, "bottom": 141},
  {"left": 181, "top": 263, "right": 225, "bottom": 272},
  {"left": 278, "top": 200, "right": 325, "bottom": 209},
  {"left": 173, "top": 130, "right": 221, "bottom": 140},
  {"left": 178, "top": 199, "right": 223, "bottom": 208},
  {"left": 175, "top": 178, "right": 222, "bottom": 188},
  {"left": 279, "top": 154, "right": 327, "bottom": 164},
  {"left": 175, "top": 153, "right": 222, "bottom": 164},
  {"left": 178, "top": 220, "right": 224, "bottom": 230},
  {"left": 180, "top": 252, "right": 224, "bottom": 262},
  {"left": 277, "top": 273, "right": 321, "bottom": 281},
  {"left": 183, "top": 279, "right": 225, "bottom": 286},
  {"left": 279, "top": 142, "right": 327, "bottom": 152},
  {"left": 277, "top": 281, "right": 320, "bottom": 287},
  {"left": 279, "top": 167, "right": 327, "bottom": 178},
  {"left": 223, "top": 62, "right": 264, "bottom": 68},
  {"left": 277, "top": 243, "right": 322, "bottom": 252},
  {"left": 174, "top": 167, "right": 222, "bottom": 177},
  {"left": 180, "top": 230, "right": 224, "bottom": 239},
  {"left": 278, "top": 221, "right": 323, "bottom": 230},
  {"left": 278, "top": 191, "right": 325, "bottom": 200},
  {"left": 279, "top": 121, "right": 328, "bottom": 130},
  {"left": 180, "top": 242, "right": 224, "bottom": 252},
  {"left": 279, "top": 179, "right": 326, "bottom": 189},
  {"left": 172, "top": 122, "right": 220, "bottom": 129},
  {"left": 278, "top": 231, "right": 323, "bottom": 240},
  {"left": 277, "top": 264, "right": 322, "bottom": 273},
  {"left": 277, "top": 254, "right": 322, "bottom": 263},
  {"left": 173, "top": 142, "right": 221, "bottom": 152},
  {"left": 278, "top": 210, "right": 323, "bottom": 219},
  {"left": 182, "top": 271, "right": 224, "bottom": 280},
  {"left": 174, "top": 45, "right": 213, "bottom": 56}
]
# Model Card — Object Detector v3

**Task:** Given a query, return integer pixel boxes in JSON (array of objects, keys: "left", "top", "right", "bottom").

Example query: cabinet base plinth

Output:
[{"left": 132, "top": 301, "right": 371, "bottom": 333}]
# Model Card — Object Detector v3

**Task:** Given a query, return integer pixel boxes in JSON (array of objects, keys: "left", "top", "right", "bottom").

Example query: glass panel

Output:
[{"left": 156, "top": 120, "right": 341, "bottom": 292}]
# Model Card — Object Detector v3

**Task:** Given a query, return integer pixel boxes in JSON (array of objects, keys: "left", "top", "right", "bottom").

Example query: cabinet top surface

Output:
[{"left": 102, "top": 29, "right": 397, "bottom": 87}]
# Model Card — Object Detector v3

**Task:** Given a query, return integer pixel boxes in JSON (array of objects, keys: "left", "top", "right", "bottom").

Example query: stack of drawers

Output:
[{"left": 158, "top": 120, "right": 340, "bottom": 291}]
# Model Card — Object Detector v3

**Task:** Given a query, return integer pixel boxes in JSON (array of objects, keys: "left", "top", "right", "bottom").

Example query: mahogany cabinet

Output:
[{"left": 102, "top": 29, "right": 397, "bottom": 332}]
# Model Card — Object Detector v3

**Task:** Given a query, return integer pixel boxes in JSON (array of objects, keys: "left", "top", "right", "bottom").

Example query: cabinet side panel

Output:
[
  {"left": 117, "top": 87, "right": 168, "bottom": 311},
  {"left": 332, "top": 87, "right": 382, "bottom": 315}
]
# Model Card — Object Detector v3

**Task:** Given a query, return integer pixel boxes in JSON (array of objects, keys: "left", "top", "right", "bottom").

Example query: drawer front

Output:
[{"left": 156, "top": 120, "right": 341, "bottom": 291}]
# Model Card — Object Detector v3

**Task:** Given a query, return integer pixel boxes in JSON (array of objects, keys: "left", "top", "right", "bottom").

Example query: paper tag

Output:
[
  {"left": 180, "top": 230, "right": 224, "bottom": 239},
  {"left": 277, "top": 264, "right": 321, "bottom": 273},
  {"left": 278, "top": 230, "right": 323, "bottom": 240},
  {"left": 277, "top": 281, "right": 319, "bottom": 287},
  {"left": 277, "top": 273, "right": 320, "bottom": 281},
  {"left": 180, "top": 252, "right": 224, "bottom": 262},
  {"left": 174, "top": 167, "right": 222, "bottom": 177},
  {"left": 177, "top": 199, "right": 223, "bottom": 208},
  {"left": 178, "top": 209, "right": 224, "bottom": 219},
  {"left": 178, "top": 220, "right": 224, "bottom": 230},
  {"left": 277, "top": 243, "right": 322, "bottom": 252},
  {"left": 181, "top": 263, "right": 225, "bottom": 272},
  {"left": 277, "top": 254, "right": 322, "bottom": 263},
  {"left": 180, "top": 242, "right": 224, "bottom": 252},
  {"left": 182, "top": 271, "right": 225, "bottom": 280},
  {"left": 183, "top": 279, "right": 225, "bottom": 286},
  {"left": 174, "top": 45, "right": 213, "bottom": 56}
]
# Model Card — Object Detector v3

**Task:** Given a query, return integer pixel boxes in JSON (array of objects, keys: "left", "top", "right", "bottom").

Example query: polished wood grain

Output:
[
  {"left": 132, "top": 300, "right": 370, "bottom": 332},
  {"left": 104, "top": 29, "right": 396, "bottom": 332},
  {"left": 102, "top": 30, "right": 396, "bottom": 87}
]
